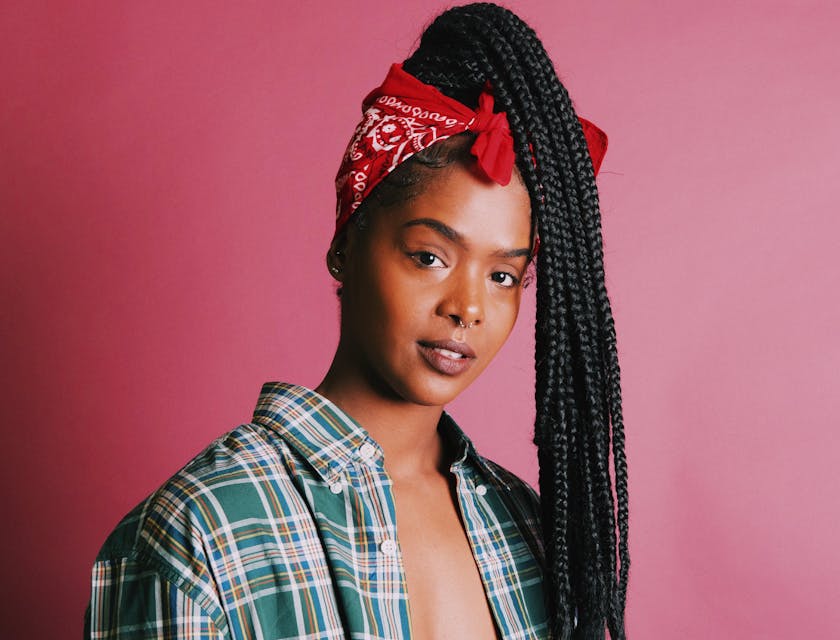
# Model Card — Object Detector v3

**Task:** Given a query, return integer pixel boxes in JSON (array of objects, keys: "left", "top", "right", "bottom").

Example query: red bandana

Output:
[{"left": 334, "top": 63, "right": 607, "bottom": 235}]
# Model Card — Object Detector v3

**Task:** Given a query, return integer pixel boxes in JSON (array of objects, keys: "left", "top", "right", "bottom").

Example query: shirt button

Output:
[
  {"left": 329, "top": 481, "right": 343, "bottom": 494},
  {"left": 475, "top": 484, "right": 488, "bottom": 496},
  {"left": 379, "top": 538, "right": 398, "bottom": 556},
  {"left": 358, "top": 442, "right": 376, "bottom": 460}
]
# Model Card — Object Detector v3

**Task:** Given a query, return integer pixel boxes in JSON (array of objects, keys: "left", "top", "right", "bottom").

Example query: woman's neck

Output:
[{"left": 315, "top": 362, "right": 452, "bottom": 480}]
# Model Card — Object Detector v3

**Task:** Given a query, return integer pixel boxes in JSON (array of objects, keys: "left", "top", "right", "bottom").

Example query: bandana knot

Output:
[{"left": 467, "top": 91, "right": 515, "bottom": 186}]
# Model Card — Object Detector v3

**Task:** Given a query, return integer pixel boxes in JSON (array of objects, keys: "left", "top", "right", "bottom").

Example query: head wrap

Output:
[{"left": 334, "top": 63, "right": 607, "bottom": 236}]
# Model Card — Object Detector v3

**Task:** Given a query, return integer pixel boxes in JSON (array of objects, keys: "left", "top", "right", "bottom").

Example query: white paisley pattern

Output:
[{"left": 336, "top": 96, "right": 465, "bottom": 221}]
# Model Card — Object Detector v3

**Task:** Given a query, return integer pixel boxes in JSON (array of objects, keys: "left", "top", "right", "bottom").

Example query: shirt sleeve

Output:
[{"left": 85, "top": 556, "right": 225, "bottom": 640}]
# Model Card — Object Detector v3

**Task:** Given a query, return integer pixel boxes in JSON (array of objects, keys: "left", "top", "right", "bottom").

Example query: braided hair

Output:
[{"left": 396, "top": 4, "right": 630, "bottom": 639}]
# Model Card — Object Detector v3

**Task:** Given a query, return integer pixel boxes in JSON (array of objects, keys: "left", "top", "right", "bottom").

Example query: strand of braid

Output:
[{"left": 403, "top": 4, "right": 630, "bottom": 639}]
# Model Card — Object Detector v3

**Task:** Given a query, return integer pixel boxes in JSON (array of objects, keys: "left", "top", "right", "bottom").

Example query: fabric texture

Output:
[{"left": 85, "top": 382, "right": 548, "bottom": 639}]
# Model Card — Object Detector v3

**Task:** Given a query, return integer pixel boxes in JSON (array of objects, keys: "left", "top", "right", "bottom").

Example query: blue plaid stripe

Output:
[{"left": 86, "top": 382, "right": 548, "bottom": 639}]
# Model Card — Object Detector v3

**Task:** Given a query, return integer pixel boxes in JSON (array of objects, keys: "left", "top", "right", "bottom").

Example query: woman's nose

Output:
[{"left": 437, "top": 269, "right": 484, "bottom": 328}]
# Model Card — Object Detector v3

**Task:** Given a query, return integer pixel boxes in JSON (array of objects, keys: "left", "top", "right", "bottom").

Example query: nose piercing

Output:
[{"left": 458, "top": 319, "right": 476, "bottom": 329}]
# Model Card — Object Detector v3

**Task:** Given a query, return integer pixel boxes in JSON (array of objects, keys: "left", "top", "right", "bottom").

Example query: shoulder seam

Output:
[{"left": 93, "top": 548, "right": 229, "bottom": 634}]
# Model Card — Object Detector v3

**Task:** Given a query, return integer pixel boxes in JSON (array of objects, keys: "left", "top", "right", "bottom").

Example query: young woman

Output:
[{"left": 86, "top": 4, "right": 629, "bottom": 639}]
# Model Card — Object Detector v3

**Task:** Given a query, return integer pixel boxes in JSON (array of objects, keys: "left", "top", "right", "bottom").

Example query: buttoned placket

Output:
[
  {"left": 334, "top": 439, "right": 413, "bottom": 639},
  {"left": 356, "top": 441, "right": 403, "bottom": 568},
  {"left": 448, "top": 458, "right": 512, "bottom": 639}
]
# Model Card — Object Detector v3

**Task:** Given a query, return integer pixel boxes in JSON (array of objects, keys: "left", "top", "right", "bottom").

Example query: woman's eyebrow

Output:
[
  {"left": 402, "top": 218, "right": 531, "bottom": 258},
  {"left": 402, "top": 218, "right": 463, "bottom": 243},
  {"left": 493, "top": 248, "right": 532, "bottom": 259}
]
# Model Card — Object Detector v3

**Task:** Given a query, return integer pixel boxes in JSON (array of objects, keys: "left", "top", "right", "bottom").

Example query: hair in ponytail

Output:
[{"left": 400, "top": 5, "right": 630, "bottom": 638}]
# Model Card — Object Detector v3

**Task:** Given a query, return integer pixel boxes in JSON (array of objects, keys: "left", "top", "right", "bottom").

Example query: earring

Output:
[{"left": 330, "top": 249, "right": 343, "bottom": 276}]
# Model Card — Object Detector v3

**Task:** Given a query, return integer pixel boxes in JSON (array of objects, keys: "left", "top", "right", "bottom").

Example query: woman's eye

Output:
[
  {"left": 491, "top": 271, "right": 520, "bottom": 288},
  {"left": 411, "top": 252, "right": 444, "bottom": 267}
]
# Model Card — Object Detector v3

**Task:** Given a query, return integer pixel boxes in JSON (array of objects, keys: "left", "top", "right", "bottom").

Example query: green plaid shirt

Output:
[{"left": 86, "top": 383, "right": 548, "bottom": 639}]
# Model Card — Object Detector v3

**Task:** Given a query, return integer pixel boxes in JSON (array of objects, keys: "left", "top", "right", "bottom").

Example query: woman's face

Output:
[{"left": 335, "top": 161, "right": 532, "bottom": 408}]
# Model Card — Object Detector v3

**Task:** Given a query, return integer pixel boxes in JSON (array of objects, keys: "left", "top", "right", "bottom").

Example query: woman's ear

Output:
[{"left": 326, "top": 230, "right": 352, "bottom": 282}]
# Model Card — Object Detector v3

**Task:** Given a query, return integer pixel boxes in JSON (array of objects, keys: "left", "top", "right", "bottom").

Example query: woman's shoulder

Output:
[
  {"left": 480, "top": 456, "right": 541, "bottom": 514},
  {"left": 94, "top": 380, "right": 356, "bottom": 569},
  {"left": 476, "top": 455, "right": 545, "bottom": 566},
  {"left": 94, "top": 420, "right": 296, "bottom": 568}
]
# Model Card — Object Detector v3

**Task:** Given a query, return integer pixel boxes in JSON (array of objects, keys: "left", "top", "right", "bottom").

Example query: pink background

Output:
[{"left": 2, "top": 1, "right": 838, "bottom": 637}]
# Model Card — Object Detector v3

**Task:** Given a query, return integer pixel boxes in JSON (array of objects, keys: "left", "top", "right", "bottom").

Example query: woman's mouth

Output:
[
  {"left": 435, "top": 347, "right": 466, "bottom": 359},
  {"left": 417, "top": 340, "right": 476, "bottom": 376}
]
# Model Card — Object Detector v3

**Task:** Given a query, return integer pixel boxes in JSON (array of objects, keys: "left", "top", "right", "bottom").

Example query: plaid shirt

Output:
[{"left": 86, "top": 383, "right": 548, "bottom": 639}]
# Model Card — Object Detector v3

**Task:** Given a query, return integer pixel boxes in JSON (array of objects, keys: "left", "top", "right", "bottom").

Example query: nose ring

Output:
[{"left": 458, "top": 319, "right": 476, "bottom": 329}]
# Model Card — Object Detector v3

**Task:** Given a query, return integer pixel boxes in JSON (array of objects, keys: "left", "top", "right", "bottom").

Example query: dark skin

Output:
[{"left": 316, "top": 160, "right": 532, "bottom": 639}]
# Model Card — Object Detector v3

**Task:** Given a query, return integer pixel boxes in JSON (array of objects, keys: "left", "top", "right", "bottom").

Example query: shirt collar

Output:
[{"left": 252, "top": 382, "right": 510, "bottom": 489}]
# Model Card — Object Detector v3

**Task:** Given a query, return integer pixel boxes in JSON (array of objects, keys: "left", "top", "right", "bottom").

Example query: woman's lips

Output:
[{"left": 417, "top": 339, "right": 476, "bottom": 376}]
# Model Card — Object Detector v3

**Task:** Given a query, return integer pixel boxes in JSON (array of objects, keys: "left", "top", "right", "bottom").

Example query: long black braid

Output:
[{"left": 398, "top": 4, "right": 630, "bottom": 638}]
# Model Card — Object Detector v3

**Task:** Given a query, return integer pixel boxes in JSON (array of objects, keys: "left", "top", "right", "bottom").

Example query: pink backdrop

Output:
[{"left": 2, "top": 1, "right": 838, "bottom": 637}]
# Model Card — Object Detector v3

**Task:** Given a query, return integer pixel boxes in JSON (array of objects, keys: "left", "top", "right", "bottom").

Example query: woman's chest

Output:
[
  {"left": 393, "top": 473, "right": 501, "bottom": 639},
  {"left": 208, "top": 454, "right": 548, "bottom": 639}
]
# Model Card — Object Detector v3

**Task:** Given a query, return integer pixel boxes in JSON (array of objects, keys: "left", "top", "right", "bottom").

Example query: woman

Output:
[{"left": 86, "top": 4, "right": 629, "bottom": 639}]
